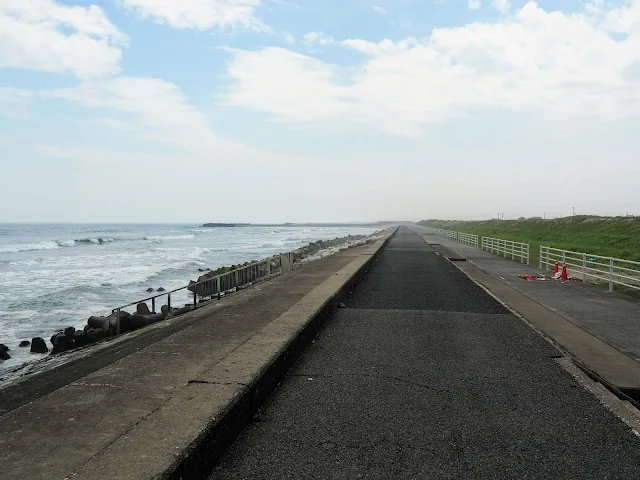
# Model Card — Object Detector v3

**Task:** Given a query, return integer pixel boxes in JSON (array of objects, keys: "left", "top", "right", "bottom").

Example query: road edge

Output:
[{"left": 165, "top": 230, "right": 396, "bottom": 479}]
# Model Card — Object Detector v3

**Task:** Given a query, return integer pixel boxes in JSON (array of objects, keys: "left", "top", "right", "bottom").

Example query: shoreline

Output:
[{"left": 0, "top": 229, "right": 389, "bottom": 385}]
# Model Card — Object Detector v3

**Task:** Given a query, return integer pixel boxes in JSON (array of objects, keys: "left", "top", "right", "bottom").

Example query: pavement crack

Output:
[
  {"left": 187, "top": 379, "right": 250, "bottom": 388},
  {"left": 289, "top": 372, "right": 454, "bottom": 395}
]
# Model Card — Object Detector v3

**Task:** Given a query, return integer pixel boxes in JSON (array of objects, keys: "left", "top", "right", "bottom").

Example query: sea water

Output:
[{"left": 0, "top": 223, "right": 378, "bottom": 375}]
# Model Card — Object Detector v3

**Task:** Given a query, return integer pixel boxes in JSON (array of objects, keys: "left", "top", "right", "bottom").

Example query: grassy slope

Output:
[{"left": 418, "top": 216, "right": 640, "bottom": 265}]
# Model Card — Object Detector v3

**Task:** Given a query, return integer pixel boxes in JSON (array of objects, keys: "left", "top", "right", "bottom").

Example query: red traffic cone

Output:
[
  {"left": 552, "top": 261, "right": 559, "bottom": 276},
  {"left": 561, "top": 262, "right": 569, "bottom": 281}
]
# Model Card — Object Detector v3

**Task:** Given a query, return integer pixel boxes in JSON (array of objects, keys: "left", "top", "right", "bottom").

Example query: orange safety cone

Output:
[
  {"left": 561, "top": 262, "right": 569, "bottom": 281},
  {"left": 552, "top": 261, "right": 559, "bottom": 276}
]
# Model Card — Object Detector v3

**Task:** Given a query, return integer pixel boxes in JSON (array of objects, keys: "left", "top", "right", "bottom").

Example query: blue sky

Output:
[{"left": 1, "top": 0, "right": 639, "bottom": 222}]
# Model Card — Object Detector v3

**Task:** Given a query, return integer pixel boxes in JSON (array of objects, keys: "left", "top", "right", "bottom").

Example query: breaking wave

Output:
[
  {"left": 144, "top": 234, "right": 195, "bottom": 242},
  {"left": 0, "top": 237, "right": 116, "bottom": 254}
]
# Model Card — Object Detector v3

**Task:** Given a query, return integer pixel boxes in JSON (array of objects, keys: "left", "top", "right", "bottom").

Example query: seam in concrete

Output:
[
  {"left": 432, "top": 238, "right": 640, "bottom": 418},
  {"left": 462, "top": 257, "right": 639, "bottom": 360},
  {"left": 287, "top": 372, "right": 455, "bottom": 395},
  {"left": 555, "top": 357, "right": 640, "bottom": 436},
  {"left": 162, "top": 230, "right": 396, "bottom": 479}
]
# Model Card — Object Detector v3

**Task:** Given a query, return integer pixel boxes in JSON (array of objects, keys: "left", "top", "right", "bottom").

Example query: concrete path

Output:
[
  {"left": 0, "top": 239, "right": 388, "bottom": 479},
  {"left": 415, "top": 227, "right": 640, "bottom": 363},
  {"left": 211, "top": 227, "right": 640, "bottom": 479}
]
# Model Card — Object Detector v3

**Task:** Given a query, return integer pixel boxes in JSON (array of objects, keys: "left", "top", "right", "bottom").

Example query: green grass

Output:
[{"left": 418, "top": 216, "right": 640, "bottom": 268}]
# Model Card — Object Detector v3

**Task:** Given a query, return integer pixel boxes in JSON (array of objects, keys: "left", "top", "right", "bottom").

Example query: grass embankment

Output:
[{"left": 418, "top": 216, "right": 640, "bottom": 267}]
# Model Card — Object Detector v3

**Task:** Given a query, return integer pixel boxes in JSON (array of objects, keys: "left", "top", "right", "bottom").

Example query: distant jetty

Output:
[{"left": 200, "top": 223, "right": 251, "bottom": 228}]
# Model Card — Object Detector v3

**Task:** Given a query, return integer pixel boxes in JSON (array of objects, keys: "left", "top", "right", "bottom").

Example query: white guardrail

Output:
[
  {"left": 540, "top": 246, "right": 640, "bottom": 292},
  {"left": 482, "top": 237, "right": 530, "bottom": 264},
  {"left": 434, "top": 229, "right": 479, "bottom": 248},
  {"left": 425, "top": 227, "right": 527, "bottom": 264},
  {"left": 457, "top": 232, "right": 479, "bottom": 248}
]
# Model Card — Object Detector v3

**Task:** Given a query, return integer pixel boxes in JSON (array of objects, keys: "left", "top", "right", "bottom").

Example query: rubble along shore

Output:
[{"left": 0, "top": 231, "right": 386, "bottom": 380}]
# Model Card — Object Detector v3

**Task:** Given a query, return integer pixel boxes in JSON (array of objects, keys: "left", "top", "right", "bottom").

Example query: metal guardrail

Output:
[
  {"left": 457, "top": 232, "right": 479, "bottom": 248},
  {"left": 112, "top": 253, "right": 295, "bottom": 333},
  {"left": 482, "top": 236, "right": 530, "bottom": 264},
  {"left": 437, "top": 229, "right": 459, "bottom": 241},
  {"left": 433, "top": 229, "right": 477, "bottom": 247},
  {"left": 540, "top": 246, "right": 640, "bottom": 292}
]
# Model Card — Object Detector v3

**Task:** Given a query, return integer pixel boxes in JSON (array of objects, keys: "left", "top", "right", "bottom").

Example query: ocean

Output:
[{"left": 0, "top": 223, "right": 378, "bottom": 375}]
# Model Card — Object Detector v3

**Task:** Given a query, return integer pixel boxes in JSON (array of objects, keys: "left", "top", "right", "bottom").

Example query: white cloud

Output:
[
  {"left": 604, "top": 0, "right": 640, "bottom": 34},
  {"left": 221, "top": 1, "right": 640, "bottom": 137},
  {"left": 492, "top": 0, "right": 510, "bottom": 13},
  {"left": 303, "top": 32, "right": 335, "bottom": 46},
  {"left": 50, "top": 77, "right": 235, "bottom": 152},
  {"left": 45, "top": 76, "right": 307, "bottom": 171},
  {"left": 372, "top": 6, "right": 387, "bottom": 15},
  {"left": 468, "top": 0, "right": 481, "bottom": 10},
  {"left": 119, "top": 0, "right": 266, "bottom": 31},
  {"left": 0, "top": 0, "right": 126, "bottom": 78}
]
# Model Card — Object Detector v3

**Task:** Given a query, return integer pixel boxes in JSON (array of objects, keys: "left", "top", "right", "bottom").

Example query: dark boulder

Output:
[
  {"left": 88, "top": 328, "right": 107, "bottom": 341},
  {"left": 136, "top": 302, "right": 152, "bottom": 315},
  {"left": 89, "top": 311, "right": 133, "bottom": 334},
  {"left": 51, "top": 333, "right": 72, "bottom": 354},
  {"left": 0, "top": 345, "right": 9, "bottom": 361},
  {"left": 146, "top": 287, "right": 154, "bottom": 292},
  {"left": 74, "top": 330, "right": 90, "bottom": 348},
  {"left": 83, "top": 324, "right": 92, "bottom": 332},
  {"left": 50, "top": 331, "right": 61, "bottom": 345},
  {"left": 64, "top": 326, "right": 76, "bottom": 340},
  {"left": 157, "top": 287, "right": 166, "bottom": 292},
  {"left": 160, "top": 305, "right": 192, "bottom": 317},
  {"left": 30, "top": 337, "right": 48, "bottom": 354},
  {"left": 107, "top": 311, "right": 133, "bottom": 333},
  {"left": 0, "top": 343, "right": 9, "bottom": 353},
  {"left": 130, "top": 312, "right": 166, "bottom": 329},
  {"left": 19, "top": 340, "right": 30, "bottom": 348},
  {"left": 88, "top": 316, "right": 110, "bottom": 331}
]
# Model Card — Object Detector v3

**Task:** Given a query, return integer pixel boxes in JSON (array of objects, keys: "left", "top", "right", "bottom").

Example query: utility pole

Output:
[{"left": 572, "top": 207, "right": 575, "bottom": 216}]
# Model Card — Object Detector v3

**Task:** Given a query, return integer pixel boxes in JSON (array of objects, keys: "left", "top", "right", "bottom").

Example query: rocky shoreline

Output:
[{"left": 0, "top": 231, "right": 385, "bottom": 379}]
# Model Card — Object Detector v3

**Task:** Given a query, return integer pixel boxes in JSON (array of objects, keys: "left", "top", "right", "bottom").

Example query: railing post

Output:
[
  {"left": 167, "top": 293, "right": 171, "bottom": 309},
  {"left": 582, "top": 254, "right": 587, "bottom": 283},
  {"left": 151, "top": 297, "right": 155, "bottom": 314},
  {"left": 539, "top": 246, "right": 542, "bottom": 269},
  {"left": 609, "top": 258, "right": 614, "bottom": 292},
  {"left": 193, "top": 291, "right": 197, "bottom": 309},
  {"left": 216, "top": 276, "right": 221, "bottom": 299},
  {"left": 116, "top": 308, "right": 121, "bottom": 335}
]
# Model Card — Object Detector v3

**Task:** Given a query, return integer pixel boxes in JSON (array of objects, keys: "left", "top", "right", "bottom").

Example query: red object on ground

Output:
[
  {"left": 519, "top": 274, "right": 538, "bottom": 281},
  {"left": 561, "top": 262, "right": 569, "bottom": 281},
  {"left": 552, "top": 261, "right": 559, "bottom": 276}
]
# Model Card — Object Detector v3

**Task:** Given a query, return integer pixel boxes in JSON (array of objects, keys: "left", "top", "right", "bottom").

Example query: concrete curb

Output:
[
  {"left": 166, "top": 232, "right": 395, "bottom": 479},
  {"left": 433, "top": 240, "right": 640, "bottom": 412}
]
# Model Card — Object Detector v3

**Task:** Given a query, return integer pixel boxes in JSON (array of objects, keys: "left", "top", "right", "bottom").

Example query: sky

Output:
[{"left": 0, "top": 0, "right": 639, "bottom": 223}]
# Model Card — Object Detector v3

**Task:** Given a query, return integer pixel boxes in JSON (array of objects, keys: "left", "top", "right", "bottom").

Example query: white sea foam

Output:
[
  {"left": 0, "top": 241, "right": 60, "bottom": 254},
  {"left": 0, "top": 237, "right": 117, "bottom": 254},
  {"left": 144, "top": 234, "right": 195, "bottom": 242},
  {"left": 0, "top": 224, "right": 380, "bottom": 378},
  {"left": 57, "top": 240, "right": 77, "bottom": 247}
]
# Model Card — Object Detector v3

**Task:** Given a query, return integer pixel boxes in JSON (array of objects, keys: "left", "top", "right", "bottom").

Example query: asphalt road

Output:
[{"left": 210, "top": 226, "right": 640, "bottom": 479}]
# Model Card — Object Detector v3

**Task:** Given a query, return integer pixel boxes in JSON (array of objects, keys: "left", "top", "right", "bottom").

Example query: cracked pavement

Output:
[{"left": 210, "top": 227, "right": 640, "bottom": 479}]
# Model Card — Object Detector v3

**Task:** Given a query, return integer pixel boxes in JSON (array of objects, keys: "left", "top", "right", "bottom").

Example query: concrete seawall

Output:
[{"left": 0, "top": 232, "right": 394, "bottom": 479}]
